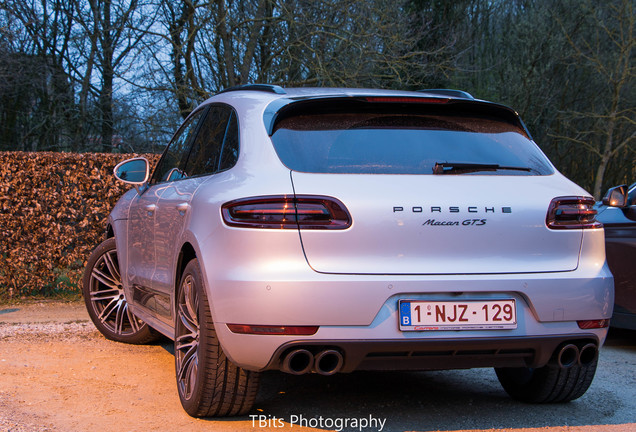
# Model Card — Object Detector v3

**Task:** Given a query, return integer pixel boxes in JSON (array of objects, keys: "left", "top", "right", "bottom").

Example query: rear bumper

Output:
[
  {"left": 213, "top": 290, "right": 610, "bottom": 371},
  {"left": 200, "top": 229, "right": 613, "bottom": 371}
]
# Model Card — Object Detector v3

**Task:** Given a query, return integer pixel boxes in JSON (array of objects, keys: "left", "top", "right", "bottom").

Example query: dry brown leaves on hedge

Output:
[{"left": 0, "top": 151, "right": 159, "bottom": 298}]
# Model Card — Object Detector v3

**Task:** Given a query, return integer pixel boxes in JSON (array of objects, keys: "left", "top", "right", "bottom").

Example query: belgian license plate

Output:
[{"left": 399, "top": 299, "right": 517, "bottom": 331}]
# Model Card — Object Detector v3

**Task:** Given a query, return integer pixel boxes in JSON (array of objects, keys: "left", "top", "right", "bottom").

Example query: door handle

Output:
[
  {"left": 145, "top": 204, "right": 156, "bottom": 215},
  {"left": 176, "top": 202, "right": 190, "bottom": 215}
]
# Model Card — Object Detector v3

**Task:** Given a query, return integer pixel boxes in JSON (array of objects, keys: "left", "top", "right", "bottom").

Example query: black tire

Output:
[
  {"left": 495, "top": 357, "right": 598, "bottom": 403},
  {"left": 82, "top": 237, "right": 157, "bottom": 344},
  {"left": 175, "top": 258, "right": 260, "bottom": 417}
]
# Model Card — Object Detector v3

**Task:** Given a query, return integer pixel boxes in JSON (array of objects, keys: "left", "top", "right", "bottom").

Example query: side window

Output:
[
  {"left": 151, "top": 109, "right": 206, "bottom": 184},
  {"left": 183, "top": 105, "right": 240, "bottom": 178},
  {"left": 218, "top": 111, "right": 239, "bottom": 171}
]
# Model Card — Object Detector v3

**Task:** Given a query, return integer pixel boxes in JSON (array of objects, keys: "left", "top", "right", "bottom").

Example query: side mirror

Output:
[
  {"left": 602, "top": 184, "right": 628, "bottom": 207},
  {"left": 166, "top": 167, "right": 186, "bottom": 182},
  {"left": 113, "top": 157, "right": 149, "bottom": 194}
]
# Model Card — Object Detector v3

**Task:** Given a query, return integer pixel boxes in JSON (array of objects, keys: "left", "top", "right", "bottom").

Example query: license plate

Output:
[{"left": 399, "top": 299, "right": 517, "bottom": 331}]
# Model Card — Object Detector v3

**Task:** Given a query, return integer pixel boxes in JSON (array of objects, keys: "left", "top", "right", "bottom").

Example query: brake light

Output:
[
  {"left": 546, "top": 196, "right": 602, "bottom": 230},
  {"left": 364, "top": 96, "right": 449, "bottom": 104},
  {"left": 221, "top": 195, "right": 351, "bottom": 229},
  {"left": 227, "top": 324, "right": 319, "bottom": 335}
]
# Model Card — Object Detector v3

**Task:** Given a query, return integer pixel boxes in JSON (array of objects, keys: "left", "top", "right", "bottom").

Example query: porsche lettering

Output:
[{"left": 393, "top": 206, "right": 512, "bottom": 214}]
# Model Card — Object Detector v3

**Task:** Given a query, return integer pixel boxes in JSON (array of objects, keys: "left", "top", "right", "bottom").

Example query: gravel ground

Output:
[
  {"left": 0, "top": 309, "right": 97, "bottom": 432},
  {"left": 1, "top": 301, "right": 635, "bottom": 432}
]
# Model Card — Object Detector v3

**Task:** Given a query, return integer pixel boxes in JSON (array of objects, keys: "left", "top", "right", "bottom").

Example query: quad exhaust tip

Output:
[
  {"left": 282, "top": 349, "right": 313, "bottom": 375},
  {"left": 555, "top": 342, "right": 598, "bottom": 368},
  {"left": 314, "top": 350, "right": 344, "bottom": 376},
  {"left": 578, "top": 343, "right": 598, "bottom": 366},
  {"left": 557, "top": 344, "right": 579, "bottom": 368},
  {"left": 281, "top": 348, "right": 344, "bottom": 375}
]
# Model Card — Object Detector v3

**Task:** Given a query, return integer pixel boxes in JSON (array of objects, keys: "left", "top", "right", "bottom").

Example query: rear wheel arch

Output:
[
  {"left": 105, "top": 223, "right": 114, "bottom": 239},
  {"left": 174, "top": 257, "right": 260, "bottom": 417},
  {"left": 173, "top": 241, "right": 237, "bottom": 364},
  {"left": 174, "top": 242, "right": 198, "bottom": 312},
  {"left": 177, "top": 243, "right": 197, "bottom": 278}
]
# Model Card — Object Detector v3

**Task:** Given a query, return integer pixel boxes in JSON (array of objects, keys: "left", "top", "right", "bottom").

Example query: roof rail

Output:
[
  {"left": 218, "top": 84, "right": 286, "bottom": 95},
  {"left": 417, "top": 89, "right": 474, "bottom": 100}
]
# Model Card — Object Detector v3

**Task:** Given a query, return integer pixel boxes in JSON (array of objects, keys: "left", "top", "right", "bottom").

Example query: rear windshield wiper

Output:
[{"left": 433, "top": 162, "right": 533, "bottom": 175}]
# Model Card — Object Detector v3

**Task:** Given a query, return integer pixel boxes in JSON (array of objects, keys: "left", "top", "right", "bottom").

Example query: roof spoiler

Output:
[
  {"left": 218, "top": 84, "right": 286, "bottom": 95},
  {"left": 417, "top": 89, "right": 474, "bottom": 100}
]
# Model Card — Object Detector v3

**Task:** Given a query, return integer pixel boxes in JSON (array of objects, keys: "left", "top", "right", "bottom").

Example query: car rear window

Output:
[{"left": 270, "top": 108, "right": 554, "bottom": 175}]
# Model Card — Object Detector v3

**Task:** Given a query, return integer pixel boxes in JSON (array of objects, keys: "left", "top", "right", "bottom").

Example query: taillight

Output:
[
  {"left": 546, "top": 196, "right": 602, "bottom": 230},
  {"left": 221, "top": 195, "right": 351, "bottom": 229}
]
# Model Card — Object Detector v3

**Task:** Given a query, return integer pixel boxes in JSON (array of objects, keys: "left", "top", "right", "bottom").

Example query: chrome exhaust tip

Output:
[
  {"left": 281, "top": 349, "right": 314, "bottom": 375},
  {"left": 578, "top": 343, "right": 598, "bottom": 366},
  {"left": 557, "top": 344, "right": 579, "bottom": 368},
  {"left": 314, "top": 349, "right": 344, "bottom": 375}
]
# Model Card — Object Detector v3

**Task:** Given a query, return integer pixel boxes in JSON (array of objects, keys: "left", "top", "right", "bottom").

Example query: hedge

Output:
[{"left": 0, "top": 151, "right": 159, "bottom": 300}]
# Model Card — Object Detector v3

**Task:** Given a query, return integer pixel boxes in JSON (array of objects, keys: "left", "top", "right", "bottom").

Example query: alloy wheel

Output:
[
  {"left": 175, "top": 274, "right": 200, "bottom": 400},
  {"left": 88, "top": 248, "right": 144, "bottom": 336}
]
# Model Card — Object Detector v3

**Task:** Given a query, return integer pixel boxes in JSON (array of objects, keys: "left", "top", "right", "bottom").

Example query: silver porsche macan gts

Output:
[{"left": 82, "top": 85, "right": 614, "bottom": 417}]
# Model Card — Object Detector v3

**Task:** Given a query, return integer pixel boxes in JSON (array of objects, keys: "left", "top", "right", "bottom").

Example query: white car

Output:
[{"left": 83, "top": 85, "right": 613, "bottom": 417}]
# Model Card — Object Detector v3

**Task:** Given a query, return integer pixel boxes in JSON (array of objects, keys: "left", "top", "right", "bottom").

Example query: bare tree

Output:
[
  {"left": 1, "top": 0, "right": 632, "bottom": 179},
  {"left": 552, "top": 0, "right": 634, "bottom": 198},
  {"left": 0, "top": 0, "right": 76, "bottom": 151},
  {"left": 407, "top": 0, "right": 634, "bottom": 196},
  {"left": 74, "top": 0, "right": 152, "bottom": 151}
]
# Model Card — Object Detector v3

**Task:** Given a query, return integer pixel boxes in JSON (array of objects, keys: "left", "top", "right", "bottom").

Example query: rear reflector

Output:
[
  {"left": 577, "top": 319, "right": 610, "bottom": 329},
  {"left": 227, "top": 324, "right": 319, "bottom": 335},
  {"left": 221, "top": 195, "right": 351, "bottom": 229},
  {"left": 546, "top": 196, "right": 602, "bottom": 230}
]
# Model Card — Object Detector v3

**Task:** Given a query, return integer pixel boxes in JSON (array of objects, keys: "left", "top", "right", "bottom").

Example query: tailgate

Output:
[{"left": 291, "top": 172, "right": 582, "bottom": 274}]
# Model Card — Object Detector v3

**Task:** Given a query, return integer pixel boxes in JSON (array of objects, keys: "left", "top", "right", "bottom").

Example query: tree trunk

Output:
[
  {"left": 100, "top": 0, "right": 114, "bottom": 153},
  {"left": 215, "top": 0, "right": 236, "bottom": 87},
  {"left": 239, "top": 0, "right": 268, "bottom": 84},
  {"left": 593, "top": 112, "right": 616, "bottom": 200}
]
